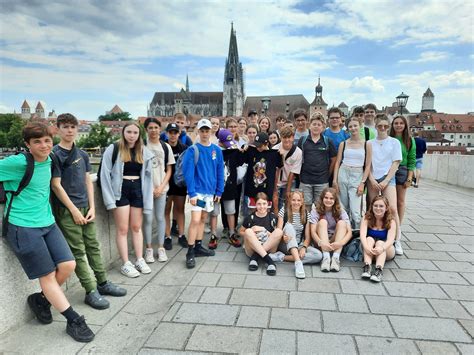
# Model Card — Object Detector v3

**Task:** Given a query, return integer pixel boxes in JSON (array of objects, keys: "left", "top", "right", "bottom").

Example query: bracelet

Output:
[
  {"left": 301, "top": 245, "right": 307, "bottom": 250},
  {"left": 406, "top": 179, "right": 412, "bottom": 183}
]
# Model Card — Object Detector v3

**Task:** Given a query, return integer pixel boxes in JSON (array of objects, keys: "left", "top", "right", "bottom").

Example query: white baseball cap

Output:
[{"left": 197, "top": 118, "right": 212, "bottom": 130}]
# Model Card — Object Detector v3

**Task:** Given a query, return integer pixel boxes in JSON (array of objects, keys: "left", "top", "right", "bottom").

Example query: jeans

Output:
[
  {"left": 338, "top": 164, "right": 363, "bottom": 229},
  {"left": 143, "top": 193, "right": 167, "bottom": 246}
]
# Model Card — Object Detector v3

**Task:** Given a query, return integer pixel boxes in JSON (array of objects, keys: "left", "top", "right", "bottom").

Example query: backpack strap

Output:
[
  {"left": 340, "top": 141, "right": 346, "bottom": 166},
  {"left": 192, "top": 144, "right": 199, "bottom": 165},
  {"left": 160, "top": 141, "right": 169, "bottom": 172},
  {"left": 111, "top": 142, "right": 119, "bottom": 166},
  {"left": 285, "top": 145, "right": 297, "bottom": 162},
  {"left": 364, "top": 126, "right": 370, "bottom": 141}
]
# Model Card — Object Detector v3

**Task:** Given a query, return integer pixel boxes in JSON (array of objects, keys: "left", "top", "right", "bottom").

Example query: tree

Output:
[
  {"left": 76, "top": 123, "right": 113, "bottom": 148},
  {"left": 98, "top": 112, "right": 132, "bottom": 122},
  {"left": 0, "top": 114, "right": 25, "bottom": 148}
]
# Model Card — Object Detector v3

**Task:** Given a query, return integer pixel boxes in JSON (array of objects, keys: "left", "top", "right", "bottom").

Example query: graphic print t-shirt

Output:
[{"left": 243, "top": 146, "right": 283, "bottom": 198}]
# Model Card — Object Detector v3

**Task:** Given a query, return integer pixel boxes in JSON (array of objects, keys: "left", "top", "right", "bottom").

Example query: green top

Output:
[
  {"left": 0, "top": 154, "right": 55, "bottom": 227},
  {"left": 359, "top": 126, "right": 376, "bottom": 140},
  {"left": 395, "top": 136, "right": 416, "bottom": 171}
]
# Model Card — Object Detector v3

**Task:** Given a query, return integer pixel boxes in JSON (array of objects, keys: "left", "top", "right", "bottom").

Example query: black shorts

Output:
[
  {"left": 116, "top": 179, "right": 144, "bottom": 208},
  {"left": 5, "top": 223, "right": 74, "bottom": 279},
  {"left": 167, "top": 181, "right": 187, "bottom": 197},
  {"left": 395, "top": 166, "right": 408, "bottom": 185}
]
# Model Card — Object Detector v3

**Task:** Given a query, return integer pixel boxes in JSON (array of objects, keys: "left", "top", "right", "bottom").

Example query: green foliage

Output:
[
  {"left": 98, "top": 112, "right": 132, "bottom": 122},
  {"left": 0, "top": 114, "right": 26, "bottom": 148},
  {"left": 76, "top": 123, "right": 113, "bottom": 148}
]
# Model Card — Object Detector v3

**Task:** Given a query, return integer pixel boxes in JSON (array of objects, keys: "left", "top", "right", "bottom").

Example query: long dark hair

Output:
[
  {"left": 365, "top": 195, "right": 393, "bottom": 230},
  {"left": 389, "top": 115, "right": 412, "bottom": 150},
  {"left": 315, "top": 187, "right": 342, "bottom": 220}
]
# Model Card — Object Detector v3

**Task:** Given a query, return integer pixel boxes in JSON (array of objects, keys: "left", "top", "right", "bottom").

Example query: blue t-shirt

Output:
[{"left": 323, "top": 128, "right": 350, "bottom": 151}]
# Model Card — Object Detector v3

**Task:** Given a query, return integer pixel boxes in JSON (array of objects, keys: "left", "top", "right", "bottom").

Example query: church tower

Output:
[
  {"left": 421, "top": 87, "right": 435, "bottom": 112},
  {"left": 223, "top": 23, "right": 244, "bottom": 117},
  {"left": 310, "top": 76, "right": 328, "bottom": 117}
]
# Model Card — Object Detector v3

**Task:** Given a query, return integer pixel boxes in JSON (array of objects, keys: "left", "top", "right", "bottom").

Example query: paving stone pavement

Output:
[{"left": 1, "top": 180, "right": 473, "bottom": 354}]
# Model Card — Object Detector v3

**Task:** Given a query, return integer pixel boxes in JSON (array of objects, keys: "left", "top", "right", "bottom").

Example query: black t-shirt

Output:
[
  {"left": 242, "top": 212, "right": 277, "bottom": 233},
  {"left": 222, "top": 148, "right": 245, "bottom": 200},
  {"left": 243, "top": 146, "right": 283, "bottom": 198},
  {"left": 298, "top": 135, "right": 337, "bottom": 184},
  {"left": 52, "top": 145, "right": 91, "bottom": 208}
]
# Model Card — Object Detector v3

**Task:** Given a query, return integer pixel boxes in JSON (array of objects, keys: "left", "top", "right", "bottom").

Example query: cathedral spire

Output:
[
  {"left": 223, "top": 23, "right": 244, "bottom": 117},
  {"left": 186, "top": 74, "right": 189, "bottom": 93}
]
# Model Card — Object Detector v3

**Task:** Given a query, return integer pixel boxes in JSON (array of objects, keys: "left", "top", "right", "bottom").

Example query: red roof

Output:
[
  {"left": 36, "top": 101, "right": 44, "bottom": 109},
  {"left": 21, "top": 100, "right": 30, "bottom": 109},
  {"left": 109, "top": 105, "right": 123, "bottom": 114},
  {"left": 427, "top": 113, "right": 474, "bottom": 133}
]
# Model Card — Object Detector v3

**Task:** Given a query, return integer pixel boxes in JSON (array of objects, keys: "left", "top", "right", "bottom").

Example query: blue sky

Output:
[{"left": 0, "top": 0, "right": 472, "bottom": 120}]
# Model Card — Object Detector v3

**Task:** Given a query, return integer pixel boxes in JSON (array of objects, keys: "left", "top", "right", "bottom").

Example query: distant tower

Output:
[
  {"left": 21, "top": 100, "right": 31, "bottom": 119},
  {"left": 310, "top": 76, "right": 328, "bottom": 117},
  {"left": 35, "top": 101, "right": 45, "bottom": 118},
  {"left": 222, "top": 23, "right": 244, "bottom": 117},
  {"left": 186, "top": 73, "right": 190, "bottom": 93},
  {"left": 421, "top": 87, "right": 435, "bottom": 112}
]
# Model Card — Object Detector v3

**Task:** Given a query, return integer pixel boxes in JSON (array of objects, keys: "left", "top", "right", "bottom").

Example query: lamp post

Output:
[
  {"left": 261, "top": 97, "right": 271, "bottom": 116},
  {"left": 396, "top": 92, "right": 409, "bottom": 115}
]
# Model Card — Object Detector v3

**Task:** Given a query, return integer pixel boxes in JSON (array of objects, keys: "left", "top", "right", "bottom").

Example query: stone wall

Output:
[
  {"left": 423, "top": 154, "right": 474, "bottom": 189},
  {"left": 0, "top": 182, "right": 120, "bottom": 335}
]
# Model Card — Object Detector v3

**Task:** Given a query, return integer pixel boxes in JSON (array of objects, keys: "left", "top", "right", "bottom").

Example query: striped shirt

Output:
[{"left": 279, "top": 207, "right": 310, "bottom": 244}]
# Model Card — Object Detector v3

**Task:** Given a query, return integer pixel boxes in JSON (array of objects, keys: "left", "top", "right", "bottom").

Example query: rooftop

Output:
[{"left": 1, "top": 179, "right": 473, "bottom": 353}]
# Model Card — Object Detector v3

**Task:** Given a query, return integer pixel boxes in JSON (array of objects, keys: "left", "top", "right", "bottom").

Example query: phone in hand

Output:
[{"left": 196, "top": 199, "right": 206, "bottom": 208}]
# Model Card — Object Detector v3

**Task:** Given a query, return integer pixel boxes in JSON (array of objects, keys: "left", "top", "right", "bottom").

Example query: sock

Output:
[
  {"left": 229, "top": 228, "right": 235, "bottom": 235},
  {"left": 251, "top": 252, "right": 260, "bottom": 261},
  {"left": 165, "top": 236, "right": 172, "bottom": 240},
  {"left": 332, "top": 252, "right": 340, "bottom": 260},
  {"left": 323, "top": 252, "right": 330, "bottom": 259},
  {"left": 98, "top": 281, "right": 107, "bottom": 287},
  {"left": 195, "top": 240, "right": 202, "bottom": 247},
  {"left": 61, "top": 306, "right": 80, "bottom": 323},
  {"left": 39, "top": 291, "right": 50, "bottom": 306},
  {"left": 179, "top": 234, "right": 185, "bottom": 239},
  {"left": 187, "top": 244, "right": 195, "bottom": 254},
  {"left": 262, "top": 253, "right": 275, "bottom": 265}
]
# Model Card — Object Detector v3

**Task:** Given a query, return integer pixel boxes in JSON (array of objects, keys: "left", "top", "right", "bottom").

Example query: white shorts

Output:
[{"left": 190, "top": 193, "right": 215, "bottom": 213}]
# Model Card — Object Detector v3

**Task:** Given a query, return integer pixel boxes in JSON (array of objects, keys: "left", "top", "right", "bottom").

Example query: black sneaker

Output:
[
  {"left": 361, "top": 264, "right": 372, "bottom": 279},
  {"left": 178, "top": 235, "right": 188, "bottom": 248},
  {"left": 27, "top": 293, "right": 52, "bottom": 324},
  {"left": 164, "top": 237, "right": 173, "bottom": 250},
  {"left": 194, "top": 244, "right": 215, "bottom": 257},
  {"left": 84, "top": 290, "right": 110, "bottom": 310},
  {"left": 186, "top": 251, "right": 196, "bottom": 269},
  {"left": 97, "top": 281, "right": 127, "bottom": 297},
  {"left": 66, "top": 315, "right": 95, "bottom": 342},
  {"left": 370, "top": 267, "right": 383, "bottom": 282}
]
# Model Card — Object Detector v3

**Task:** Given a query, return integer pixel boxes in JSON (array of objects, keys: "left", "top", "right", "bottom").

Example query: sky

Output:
[{"left": 0, "top": 0, "right": 473, "bottom": 120}]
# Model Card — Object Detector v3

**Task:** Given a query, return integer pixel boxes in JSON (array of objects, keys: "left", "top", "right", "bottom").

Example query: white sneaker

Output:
[
  {"left": 295, "top": 261, "right": 305, "bottom": 279},
  {"left": 269, "top": 251, "right": 285, "bottom": 263},
  {"left": 157, "top": 247, "right": 168, "bottom": 262},
  {"left": 321, "top": 257, "right": 330, "bottom": 272},
  {"left": 330, "top": 257, "right": 341, "bottom": 272},
  {"left": 121, "top": 261, "right": 140, "bottom": 278},
  {"left": 135, "top": 258, "right": 151, "bottom": 274},
  {"left": 394, "top": 240, "right": 404, "bottom": 256},
  {"left": 204, "top": 223, "right": 211, "bottom": 234},
  {"left": 145, "top": 248, "right": 155, "bottom": 263}
]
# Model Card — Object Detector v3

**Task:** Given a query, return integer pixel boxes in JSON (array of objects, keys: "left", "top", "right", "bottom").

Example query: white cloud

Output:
[
  {"left": 398, "top": 51, "right": 450, "bottom": 64},
  {"left": 350, "top": 76, "right": 385, "bottom": 92}
]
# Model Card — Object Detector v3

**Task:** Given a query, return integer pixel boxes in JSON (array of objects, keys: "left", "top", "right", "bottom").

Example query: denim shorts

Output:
[
  {"left": 376, "top": 175, "right": 396, "bottom": 186},
  {"left": 5, "top": 223, "right": 74, "bottom": 279},
  {"left": 416, "top": 158, "right": 423, "bottom": 169},
  {"left": 116, "top": 179, "right": 144, "bottom": 208}
]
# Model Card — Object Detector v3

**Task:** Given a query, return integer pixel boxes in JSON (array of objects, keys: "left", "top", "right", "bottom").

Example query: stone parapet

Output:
[
  {"left": 423, "top": 154, "right": 474, "bottom": 189},
  {"left": 0, "top": 181, "right": 119, "bottom": 335}
]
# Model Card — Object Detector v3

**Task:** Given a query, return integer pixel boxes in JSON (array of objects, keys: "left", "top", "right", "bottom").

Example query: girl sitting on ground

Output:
[
  {"left": 310, "top": 187, "right": 352, "bottom": 273},
  {"left": 239, "top": 192, "right": 283, "bottom": 276},
  {"left": 275, "top": 190, "right": 323, "bottom": 279},
  {"left": 360, "top": 195, "right": 396, "bottom": 282}
]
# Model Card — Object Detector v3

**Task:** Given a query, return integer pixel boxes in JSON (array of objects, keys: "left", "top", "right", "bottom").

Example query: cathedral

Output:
[{"left": 148, "top": 24, "right": 244, "bottom": 118}]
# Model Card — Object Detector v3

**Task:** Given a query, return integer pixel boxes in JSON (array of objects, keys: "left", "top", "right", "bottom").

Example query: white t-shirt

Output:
[
  {"left": 369, "top": 137, "right": 402, "bottom": 179},
  {"left": 147, "top": 141, "right": 176, "bottom": 193},
  {"left": 273, "top": 143, "right": 302, "bottom": 187}
]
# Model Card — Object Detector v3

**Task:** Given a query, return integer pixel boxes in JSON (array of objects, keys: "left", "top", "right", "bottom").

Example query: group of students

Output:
[{"left": 0, "top": 103, "right": 422, "bottom": 342}]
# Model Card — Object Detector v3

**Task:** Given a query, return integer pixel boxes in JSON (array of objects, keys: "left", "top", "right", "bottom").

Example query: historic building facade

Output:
[{"left": 148, "top": 24, "right": 244, "bottom": 118}]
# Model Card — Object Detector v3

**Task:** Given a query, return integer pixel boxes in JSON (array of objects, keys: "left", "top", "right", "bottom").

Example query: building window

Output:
[
  {"left": 468, "top": 135, "right": 471, "bottom": 138},
  {"left": 460, "top": 134, "right": 463, "bottom": 138},
  {"left": 451, "top": 135, "right": 454, "bottom": 138}
]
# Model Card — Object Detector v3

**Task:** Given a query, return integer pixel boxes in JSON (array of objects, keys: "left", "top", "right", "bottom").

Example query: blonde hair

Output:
[{"left": 286, "top": 190, "right": 307, "bottom": 225}]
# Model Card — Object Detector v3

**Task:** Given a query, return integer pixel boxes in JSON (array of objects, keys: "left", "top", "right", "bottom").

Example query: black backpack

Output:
[
  {"left": 1, "top": 152, "right": 57, "bottom": 237},
  {"left": 96, "top": 143, "right": 119, "bottom": 189}
]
